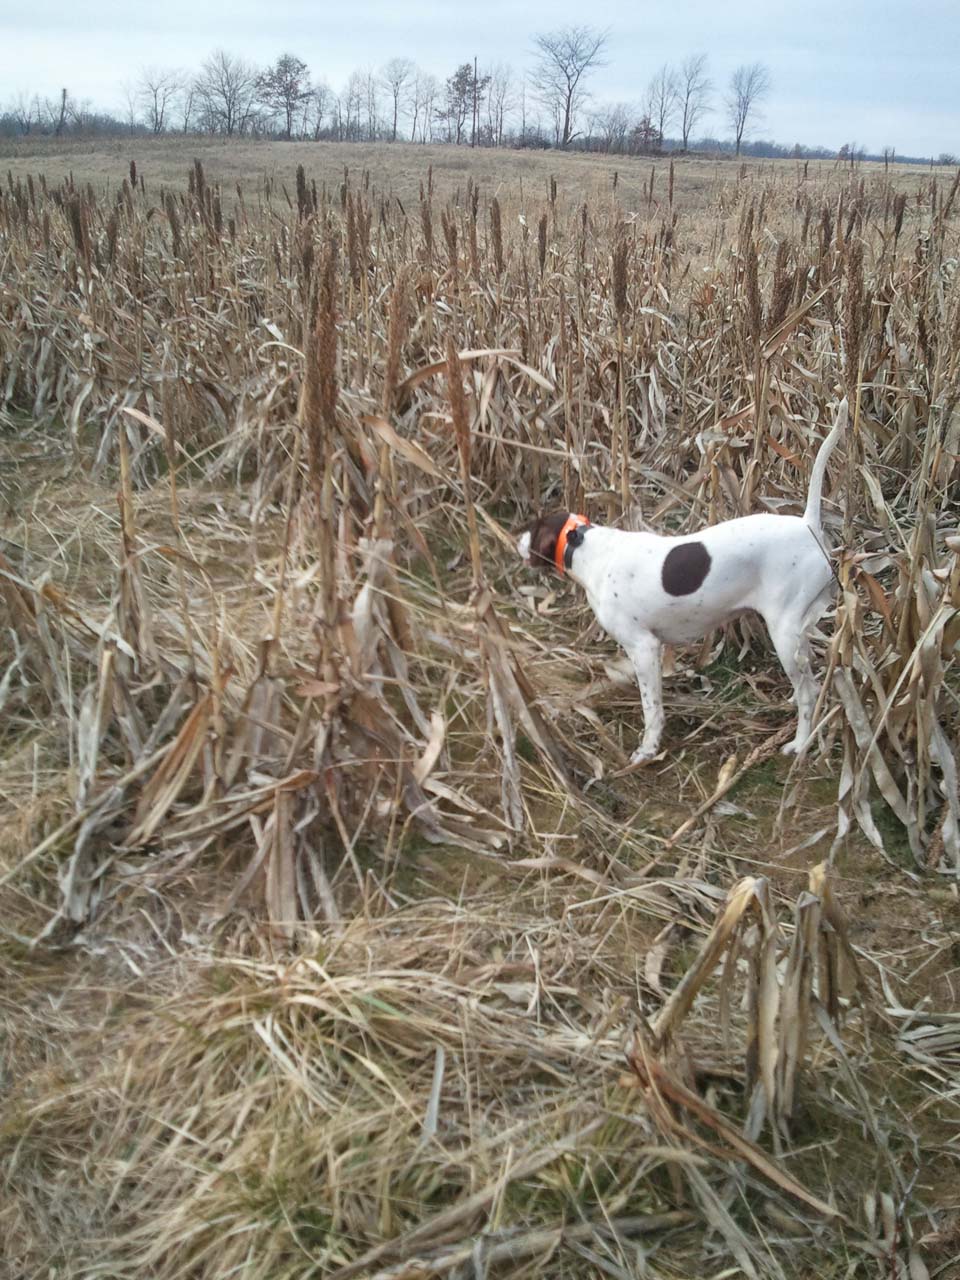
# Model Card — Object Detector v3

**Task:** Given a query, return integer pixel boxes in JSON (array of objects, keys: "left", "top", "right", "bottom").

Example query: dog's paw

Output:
[
  {"left": 517, "top": 531, "right": 531, "bottom": 562},
  {"left": 781, "top": 738, "right": 807, "bottom": 758},
  {"left": 629, "top": 745, "right": 660, "bottom": 766}
]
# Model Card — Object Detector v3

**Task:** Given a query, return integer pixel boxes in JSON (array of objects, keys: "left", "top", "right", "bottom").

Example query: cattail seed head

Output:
[
  {"left": 445, "top": 334, "right": 470, "bottom": 475},
  {"left": 301, "top": 240, "right": 340, "bottom": 500},
  {"left": 165, "top": 192, "right": 182, "bottom": 258},
  {"left": 819, "top": 203, "right": 833, "bottom": 259},
  {"left": 346, "top": 193, "right": 360, "bottom": 286},
  {"left": 67, "top": 193, "right": 88, "bottom": 262},
  {"left": 612, "top": 235, "right": 628, "bottom": 322},
  {"left": 441, "top": 207, "right": 457, "bottom": 267},
  {"left": 382, "top": 270, "right": 408, "bottom": 416},
  {"left": 800, "top": 198, "right": 812, "bottom": 246},
  {"left": 490, "top": 197, "right": 503, "bottom": 275},
  {"left": 769, "top": 239, "right": 793, "bottom": 329},
  {"left": 419, "top": 197, "right": 433, "bottom": 265},
  {"left": 105, "top": 210, "right": 119, "bottom": 267},
  {"left": 842, "top": 239, "right": 865, "bottom": 384},
  {"left": 744, "top": 240, "right": 762, "bottom": 341},
  {"left": 893, "top": 191, "right": 907, "bottom": 243}
]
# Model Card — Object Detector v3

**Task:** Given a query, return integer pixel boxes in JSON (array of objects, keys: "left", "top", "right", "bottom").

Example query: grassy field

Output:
[
  {"left": 1, "top": 138, "right": 959, "bottom": 1278},
  {"left": 2, "top": 132, "right": 952, "bottom": 213}
]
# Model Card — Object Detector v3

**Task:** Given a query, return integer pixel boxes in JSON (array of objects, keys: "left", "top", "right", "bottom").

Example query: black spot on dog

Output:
[{"left": 661, "top": 542, "right": 711, "bottom": 596}]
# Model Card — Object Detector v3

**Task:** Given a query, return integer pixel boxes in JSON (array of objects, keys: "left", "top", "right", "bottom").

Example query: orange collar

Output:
[{"left": 555, "top": 514, "right": 590, "bottom": 575}]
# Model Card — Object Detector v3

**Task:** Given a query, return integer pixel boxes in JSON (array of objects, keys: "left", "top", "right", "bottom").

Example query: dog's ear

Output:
[
  {"left": 565, "top": 524, "right": 586, "bottom": 553},
  {"left": 527, "top": 511, "right": 570, "bottom": 571}
]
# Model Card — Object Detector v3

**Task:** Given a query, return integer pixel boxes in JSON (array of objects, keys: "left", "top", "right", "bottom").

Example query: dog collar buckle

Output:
[{"left": 555, "top": 514, "right": 590, "bottom": 575}]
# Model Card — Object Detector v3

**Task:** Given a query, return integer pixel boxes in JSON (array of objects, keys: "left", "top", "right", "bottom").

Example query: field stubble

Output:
[{"left": 1, "top": 140, "right": 959, "bottom": 1278}]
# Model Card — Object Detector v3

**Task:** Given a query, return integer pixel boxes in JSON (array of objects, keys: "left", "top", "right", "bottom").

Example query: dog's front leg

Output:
[{"left": 626, "top": 633, "right": 664, "bottom": 764}]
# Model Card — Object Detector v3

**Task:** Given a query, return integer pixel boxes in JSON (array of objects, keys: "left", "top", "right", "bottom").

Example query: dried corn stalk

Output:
[{"left": 648, "top": 864, "right": 863, "bottom": 1135}]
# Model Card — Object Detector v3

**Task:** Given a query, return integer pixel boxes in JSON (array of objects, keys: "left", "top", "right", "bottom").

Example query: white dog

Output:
[{"left": 518, "top": 402, "right": 847, "bottom": 763}]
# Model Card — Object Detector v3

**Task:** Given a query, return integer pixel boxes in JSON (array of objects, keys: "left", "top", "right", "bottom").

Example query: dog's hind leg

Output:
[
  {"left": 765, "top": 601, "right": 826, "bottom": 756},
  {"left": 626, "top": 633, "right": 665, "bottom": 764}
]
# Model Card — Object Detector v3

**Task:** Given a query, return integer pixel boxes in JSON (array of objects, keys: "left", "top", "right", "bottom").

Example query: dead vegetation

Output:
[{"left": 1, "top": 145, "right": 959, "bottom": 1278}]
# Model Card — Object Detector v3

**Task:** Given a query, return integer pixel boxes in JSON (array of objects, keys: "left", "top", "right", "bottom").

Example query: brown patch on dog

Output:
[
  {"left": 661, "top": 542, "right": 711, "bottom": 596},
  {"left": 524, "top": 511, "right": 571, "bottom": 571}
]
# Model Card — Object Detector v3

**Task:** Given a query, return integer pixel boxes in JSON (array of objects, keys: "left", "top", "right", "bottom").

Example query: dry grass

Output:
[
  {"left": 1, "top": 140, "right": 959, "bottom": 1278},
  {"left": 1, "top": 134, "right": 950, "bottom": 217}
]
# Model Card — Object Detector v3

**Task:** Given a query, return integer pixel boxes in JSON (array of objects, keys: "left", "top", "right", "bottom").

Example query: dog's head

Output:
[{"left": 517, "top": 512, "right": 587, "bottom": 573}]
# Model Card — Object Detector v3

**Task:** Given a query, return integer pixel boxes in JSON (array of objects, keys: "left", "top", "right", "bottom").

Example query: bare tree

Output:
[
  {"left": 531, "top": 24, "right": 608, "bottom": 148},
  {"left": 836, "top": 141, "right": 863, "bottom": 169},
  {"left": 361, "top": 68, "right": 380, "bottom": 140},
  {"left": 644, "top": 64, "right": 679, "bottom": 147},
  {"left": 256, "top": 54, "right": 311, "bottom": 139},
  {"left": 9, "top": 92, "right": 39, "bottom": 135},
  {"left": 726, "top": 62, "right": 770, "bottom": 156},
  {"left": 410, "top": 69, "right": 438, "bottom": 142},
  {"left": 194, "top": 50, "right": 259, "bottom": 136},
  {"left": 485, "top": 63, "right": 516, "bottom": 146},
  {"left": 42, "top": 89, "right": 70, "bottom": 137},
  {"left": 338, "top": 71, "right": 365, "bottom": 141},
  {"left": 67, "top": 96, "right": 96, "bottom": 132},
  {"left": 137, "top": 66, "right": 183, "bottom": 134},
  {"left": 307, "top": 80, "right": 333, "bottom": 140},
  {"left": 471, "top": 62, "right": 491, "bottom": 146},
  {"left": 120, "top": 80, "right": 139, "bottom": 130},
  {"left": 379, "top": 57, "right": 415, "bottom": 142},
  {"left": 592, "top": 102, "right": 633, "bottom": 153},
  {"left": 678, "top": 53, "right": 711, "bottom": 151},
  {"left": 178, "top": 81, "right": 197, "bottom": 134}
]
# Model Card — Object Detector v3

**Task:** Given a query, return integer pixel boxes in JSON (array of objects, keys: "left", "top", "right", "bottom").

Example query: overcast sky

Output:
[{"left": 2, "top": 0, "right": 957, "bottom": 156}]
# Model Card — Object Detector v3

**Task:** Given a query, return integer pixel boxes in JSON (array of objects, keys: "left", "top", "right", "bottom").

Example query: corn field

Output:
[{"left": 1, "top": 148, "right": 959, "bottom": 1278}]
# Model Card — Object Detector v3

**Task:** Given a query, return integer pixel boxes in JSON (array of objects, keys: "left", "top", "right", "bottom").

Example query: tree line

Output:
[{"left": 2, "top": 25, "right": 946, "bottom": 163}]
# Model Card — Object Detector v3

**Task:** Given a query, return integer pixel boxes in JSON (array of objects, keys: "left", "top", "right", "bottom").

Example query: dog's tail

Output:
[{"left": 803, "top": 398, "right": 848, "bottom": 530}]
